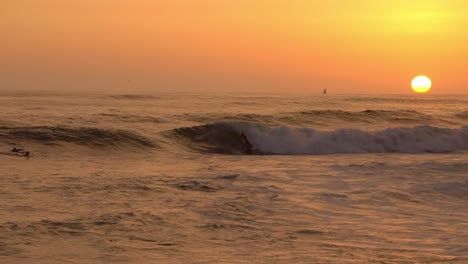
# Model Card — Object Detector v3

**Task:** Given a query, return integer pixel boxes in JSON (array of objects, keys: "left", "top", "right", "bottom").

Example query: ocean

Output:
[{"left": 0, "top": 93, "right": 467, "bottom": 263}]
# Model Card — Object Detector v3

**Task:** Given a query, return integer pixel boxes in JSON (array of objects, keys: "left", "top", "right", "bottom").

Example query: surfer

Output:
[
  {"left": 11, "top": 147, "right": 23, "bottom": 153},
  {"left": 240, "top": 132, "right": 253, "bottom": 154},
  {"left": 10, "top": 147, "right": 29, "bottom": 156}
]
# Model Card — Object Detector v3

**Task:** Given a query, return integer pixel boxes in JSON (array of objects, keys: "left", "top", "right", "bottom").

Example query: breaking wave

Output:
[
  {"left": 0, "top": 126, "right": 156, "bottom": 148},
  {"left": 171, "top": 122, "right": 468, "bottom": 155},
  {"left": 171, "top": 123, "right": 246, "bottom": 154}
]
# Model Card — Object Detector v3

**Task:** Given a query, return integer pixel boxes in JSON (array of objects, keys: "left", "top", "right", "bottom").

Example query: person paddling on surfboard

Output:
[
  {"left": 10, "top": 147, "right": 29, "bottom": 156},
  {"left": 240, "top": 132, "right": 253, "bottom": 154},
  {"left": 11, "top": 147, "right": 23, "bottom": 153}
]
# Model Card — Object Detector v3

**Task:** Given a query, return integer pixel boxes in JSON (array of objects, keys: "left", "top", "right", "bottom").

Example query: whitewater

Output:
[{"left": 0, "top": 93, "right": 467, "bottom": 263}]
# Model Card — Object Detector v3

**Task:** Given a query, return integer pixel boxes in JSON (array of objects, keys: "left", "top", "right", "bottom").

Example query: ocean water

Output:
[{"left": 0, "top": 93, "right": 467, "bottom": 263}]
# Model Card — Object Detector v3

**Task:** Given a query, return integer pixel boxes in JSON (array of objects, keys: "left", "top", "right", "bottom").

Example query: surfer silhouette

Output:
[
  {"left": 10, "top": 147, "right": 29, "bottom": 156},
  {"left": 240, "top": 132, "right": 253, "bottom": 154},
  {"left": 11, "top": 147, "right": 22, "bottom": 152}
]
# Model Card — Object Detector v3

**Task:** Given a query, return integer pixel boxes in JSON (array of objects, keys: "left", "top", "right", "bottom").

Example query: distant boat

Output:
[{"left": 323, "top": 89, "right": 327, "bottom": 94}]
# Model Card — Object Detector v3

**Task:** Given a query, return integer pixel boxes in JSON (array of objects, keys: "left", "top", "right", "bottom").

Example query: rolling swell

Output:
[
  {"left": 109, "top": 94, "right": 157, "bottom": 100},
  {"left": 292, "top": 109, "right": 433, "bottom": 124},
  {"left": 172, "top": 122, "right": 468, "bottom": 155},
  {"left": 455, "top": 111, "right": 468, "bottom": 120},
  {"left": 97, "top": 113, "right": 165, "bottom": 124},
  {"left": 345, "top": 96, "right": 468, "bottom": 104},
  {"left": 173, "top": 110, "right": 437, "bottom": 126},
  {"left": 0, "top": 126, "right": 156, "bottom": 149}
]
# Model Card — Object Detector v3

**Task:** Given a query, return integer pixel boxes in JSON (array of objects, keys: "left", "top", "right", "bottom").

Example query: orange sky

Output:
[{"left": 1, "top": 0, "right": 467, "bottom": 94}]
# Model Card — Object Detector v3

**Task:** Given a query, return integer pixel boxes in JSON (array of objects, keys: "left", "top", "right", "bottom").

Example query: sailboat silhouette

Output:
[{"left": 323, "top": 88, "right": 327, "bottom": 94}]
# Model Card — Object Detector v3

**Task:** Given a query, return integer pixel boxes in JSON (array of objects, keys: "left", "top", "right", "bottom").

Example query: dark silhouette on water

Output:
[
  {"left": 11, "top": 147, "right": 24, "bottom": 153},
  {"left": 10, "top": 147, "right": 29, "bottom": 157},
  {"left": 323, "top": 88, "right": 327, "bottom": 94},
  {"left": 240, "top": 132, "right": 253, "bottom": 155}
]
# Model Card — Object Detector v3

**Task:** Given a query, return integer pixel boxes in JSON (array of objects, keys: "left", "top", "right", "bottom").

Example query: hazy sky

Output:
[{"left": 1, "top": 0, "right": 467, "bottom": 94}]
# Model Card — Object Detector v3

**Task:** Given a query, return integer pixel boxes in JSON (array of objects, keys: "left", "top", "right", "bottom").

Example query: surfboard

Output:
[{"left": 0, "top": 152, "right": 29, "bottom": 157}]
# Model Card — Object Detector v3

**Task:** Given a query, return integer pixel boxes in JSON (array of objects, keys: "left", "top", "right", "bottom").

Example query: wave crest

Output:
[
  {"left": 172, "top": 122, "right": 468, "bottom": 155},
  {"left": 171, "top": 123, "right": 246, "bottom": 154}
]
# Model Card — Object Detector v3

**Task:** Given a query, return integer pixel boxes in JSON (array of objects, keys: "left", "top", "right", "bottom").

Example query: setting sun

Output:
[{"left": 411, "top": 75, "right": 432, "bottom": 93}]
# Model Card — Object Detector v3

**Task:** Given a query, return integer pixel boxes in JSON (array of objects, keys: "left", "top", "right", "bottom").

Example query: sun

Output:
[{"left": 411, "top": 75, "right": 431, "bottom": 93}]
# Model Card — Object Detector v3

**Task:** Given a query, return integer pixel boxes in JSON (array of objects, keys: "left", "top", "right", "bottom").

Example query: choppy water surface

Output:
[{"left": 0, "top": 94, "right": 467, "bottom": 263}]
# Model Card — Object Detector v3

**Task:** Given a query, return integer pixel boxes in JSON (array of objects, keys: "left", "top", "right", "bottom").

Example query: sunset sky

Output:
[{"left": 1, "top": 0, "right": 467, "bottom": 94}]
